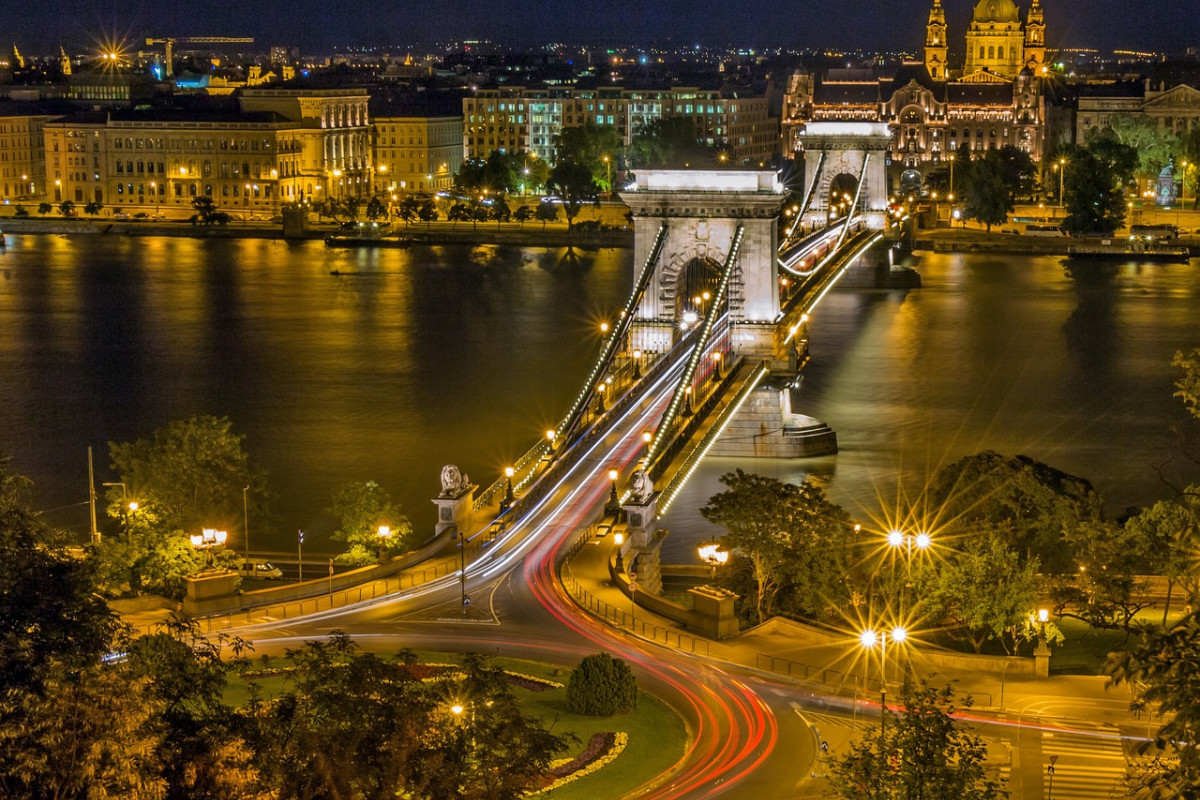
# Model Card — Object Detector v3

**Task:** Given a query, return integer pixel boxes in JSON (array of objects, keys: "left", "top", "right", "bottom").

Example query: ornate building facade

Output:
[{"left": 784, "top": 1, "right": 1048, "bottom": 189}]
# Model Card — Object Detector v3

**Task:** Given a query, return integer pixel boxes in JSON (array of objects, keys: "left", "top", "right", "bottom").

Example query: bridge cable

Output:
[
  {"left": 646, "top": 224, "right": 744, "bottom": 468},
  {"left": 780, "top": 151, "right": 826, "bottom": 249},
  {"left": 554, "top": 222, "right": 669, "bottom": 449}
]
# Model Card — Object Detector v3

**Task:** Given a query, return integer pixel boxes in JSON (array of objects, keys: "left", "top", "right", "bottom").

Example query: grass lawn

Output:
[{"left": 225, "top": 651, "right": 688, "bottom": 798}]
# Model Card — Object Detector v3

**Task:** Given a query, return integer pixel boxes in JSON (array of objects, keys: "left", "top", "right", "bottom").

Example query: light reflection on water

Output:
[
  {"left": 2, "top": 236, "right": 1198, "bottom": 561},
  {"left": 0, "top": 235, "right": 627, "bottom": 549},
  {"left": 659, "top": 252, "right": 1200, "bottom": 564}
]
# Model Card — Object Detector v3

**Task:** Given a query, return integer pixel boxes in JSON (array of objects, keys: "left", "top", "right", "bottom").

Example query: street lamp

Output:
[
  {"left": 697, "top": 539, "right": 729, "bottom": 581},
  {"left": 500, "top": 467, "right": 515, "bottom": 512},
  {"left": 1056, "top": 157, "right": 1067, "bottom": 208},
  {"left": 377, "top": 524, "right": 392, "bottom": 563},
  {"left": 602, "top": 155, "right": 612, "bottom": 194},
  {"left": 711, "top": 351, "right": 723, "bottom": 381},
  {"left": 948, "top": 153, "right": 955, "bottom": 199},
  {"left": 605, "top": 468, "right": 621, "bottom": 516},
  {"left": 613, "top": 530, "right": 625, "bottom": 572},
  {"left": 632, "top": 348, "right": 642, "bottom": 380},
  {"left": 189, "top": 528, "right": 228, "bottom": 568},
  {"left": 860, "top": 624, "right": 907, "bottom": 736}
]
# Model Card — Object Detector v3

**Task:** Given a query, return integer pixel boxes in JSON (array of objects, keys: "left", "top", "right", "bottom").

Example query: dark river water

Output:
[{"left": 2, "top": 234, "right": 1198, "bottom": 560}]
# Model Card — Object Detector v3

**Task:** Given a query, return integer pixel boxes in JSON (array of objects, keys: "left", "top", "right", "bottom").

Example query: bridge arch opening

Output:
[
  {"left": 674, "top": 256, "right": 722, "bottom": 336},
  {"left": 828, "top": 173, "right": 859, "bottom": 219}
]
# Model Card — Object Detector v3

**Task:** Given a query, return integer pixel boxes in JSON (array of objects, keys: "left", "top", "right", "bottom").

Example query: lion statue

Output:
[
  {"left": 630, "top": 469, "right": 654, "bottom": 503},
  {"left": 439, "top": 464, "right": 470, "bottom": 497}
]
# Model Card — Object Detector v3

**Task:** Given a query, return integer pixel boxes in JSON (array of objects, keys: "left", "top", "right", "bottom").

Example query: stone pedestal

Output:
[
  {"left": 688, "top": 585, "right": 740, "bottom": 639},
  {"left": 622, "top": 491, "right": 660, "bottom": 549},
  {"left": 1034, "top": 641, "right": 1051, "bottom": 678},
  {"left": 621, "top": 491, "right": 664, "bottom": 595},
  {"left": 281, "top": 204, "right": 309, "bottom": 239},
  {"left": 433, "top": 486, "right": 474, "bottom": 539},
  {"left": 182, "top": 569, "right": 240, "bottom": 617}
]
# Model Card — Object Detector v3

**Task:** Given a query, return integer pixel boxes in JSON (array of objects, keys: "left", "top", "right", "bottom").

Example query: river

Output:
[{"left": 1, "top": 234, "right": 1198, "bottom": 559}]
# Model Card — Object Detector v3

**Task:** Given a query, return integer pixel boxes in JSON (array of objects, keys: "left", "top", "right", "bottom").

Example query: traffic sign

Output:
[
  {"left": 629, "top": 581, "right": 638, "bottom": 592},
  {"left": 463, "top": 596, "right": 471, "bottom": 607}
]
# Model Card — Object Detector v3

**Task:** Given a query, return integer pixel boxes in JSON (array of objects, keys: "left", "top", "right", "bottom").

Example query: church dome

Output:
[{"left": 972, "top": 0, "right": 1020, "bottom": 22}]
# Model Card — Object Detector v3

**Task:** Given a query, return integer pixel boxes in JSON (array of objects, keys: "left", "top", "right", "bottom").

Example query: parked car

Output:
[
  {"left": 112, "top": 211, "right": 130, "bottom": 220},
  {"left": 237, "top": 561, "right": 283, "bottom": 580}
]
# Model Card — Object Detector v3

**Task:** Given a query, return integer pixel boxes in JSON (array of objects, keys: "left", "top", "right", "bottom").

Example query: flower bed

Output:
[{"left": 530, "top": 731, "right": 628, "bottom": 795}]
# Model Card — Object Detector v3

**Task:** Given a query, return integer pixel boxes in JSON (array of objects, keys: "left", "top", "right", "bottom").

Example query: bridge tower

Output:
[
  {"left": 796, "top": 122, "right": 892, "bottom": 231},
  {"left": 620, "top": 169, "right": 785, "bottom": 360}
]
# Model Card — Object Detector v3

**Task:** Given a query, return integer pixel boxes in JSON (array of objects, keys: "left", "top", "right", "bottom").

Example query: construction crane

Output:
[{"left": 144, "top": 36, "right": 254, "bottom": 77}]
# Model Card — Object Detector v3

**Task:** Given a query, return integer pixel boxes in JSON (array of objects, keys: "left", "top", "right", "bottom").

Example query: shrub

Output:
[{"left": 566, "top": 653, "right": 637, "bottom": 716}]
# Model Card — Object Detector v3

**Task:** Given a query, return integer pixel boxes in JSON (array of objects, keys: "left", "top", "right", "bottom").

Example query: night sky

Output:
[{"left": 3, "top": 0, "right": 1196, "bottom": 54}]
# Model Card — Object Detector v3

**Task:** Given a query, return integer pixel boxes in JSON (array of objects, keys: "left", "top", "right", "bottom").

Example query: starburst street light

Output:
[
  {"left": 859, "top": 623, "right": 908, "bottom": 735},
  {"left": 697, "top": 539, "right": 729, "bottom": 581}
]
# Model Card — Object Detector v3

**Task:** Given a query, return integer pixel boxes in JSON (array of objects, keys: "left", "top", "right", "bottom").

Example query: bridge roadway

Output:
[{"left": 220, "top": 223, "right": 1140, "bottom": 799}]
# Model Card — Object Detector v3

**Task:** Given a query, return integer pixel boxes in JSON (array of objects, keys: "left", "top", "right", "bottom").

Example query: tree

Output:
[
  {"left": 1105, "top": 612, "right": 1200, "bottom": 797},
  {"left": 1055, "top": 520, "right": 1153, "bottom": 635},
  {"left": 189, "top": 196, "right": 231, "bottom": 226},
  {"left": 365, "top": 196, "right": 387, "bottom": 221},
  {"left": 1176, "top": 128, "right": 1200, "bottom": 209},
  {"left": 628, "top": 117, "right": 714, "bottom": 168},
  {"left": 343, "top": 197, "right": 362, "bottom": 222},
  {"left": 0, "top": 458, "right": 118, "bottom": 694},
  {"left": 490, "top": 196, "right": 512, "bottom": 225},
  {"left": 1062, "top": 146, "right": 1129, "bottom": 236},
  {"left": 84, "top": 200, "right": 103, "bottom": 217},
  {"left": 927, "top": 451, "right": 1103, "bottom": 571},
  {"left": 0, "top": 662, "right": 168, "bottom": 800},
  {"left": 13, "top": 204, "right": 28, "bottom": 217},
  {"left": 700, "top": 469, "right": 855, "bottom": 625},
  {"left": 108, "top": 414, "right": 264, "bottom": 536},
  {"left": 36, "top": 201, "right": 51, "bottom": 217},
  {"left": 397, "top": 195, "right": 420, "bottom": 225},
  {"left": 58, "top": 200, "right": 76, "bottom": 217},
  {"left": 1096, "top": 113, "right": 1177, "bottom": 184},
  {"left": 418, "top": 198, "right": 438, "bottom": 223},
  {"left": 1125, "top": 496, "right": 1200, "bottom": 625},
  {"left": 329, "top": 480, "right": 413, "bottom": 565},
  {"left": 247, "top": 638, "right": 568, "bottom": 800},
  {"left": 829, "top": 682, "right": 1004, "bottom": 800},
  {"left": 566, "top": 652, "right": 638, "bottom": 716},
  {"left": 553, "top": 123, "right": 622, "bottom": 186},
  {"left": 534, "top": 198, "right": 560, "bottom": 229},
  {"left": 545, "top": 159, "right": 600, "bottom": 233},
  {"left": 931, "top": 525, "right": 1042, "bottom": 653},
  {"left": 960, "top": 149, "right": 1013, "bottom": 231},
  {"left": 514, "top": 204, "right": 534, "bottom": 226}
]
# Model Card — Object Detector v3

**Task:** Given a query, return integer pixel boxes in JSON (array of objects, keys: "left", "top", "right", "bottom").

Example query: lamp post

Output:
[
  {"left": 632, "top": 348, "right": 642, "bottom": 380},
  {"left": 887, "top": 530, "right": 930, "bottom": 609},
  {"left": 697, "top": 539, "right": 729, "bottom": 582},
  {"left": 603, "top": 155, "right": 612, "bottom": 196},
  {"left": 1056, "top": 157, "right": 1067, "bottom": 209},
  {"left": 605, "top": 468, "right": 620, "bottom": 517},
  {"left": 189, "top": 527, "right": 228, "bottom": 569},
  {"left": 948, "top": 153, "right": 955, "bottom": 199},
  {"left": 860, "top": 625, "right": 907, "bottom": 738},
  {"left": 613, "top": 530, "right": 625, "bottom": 572},
  {"left": 500, "top": 467, "right": 515, "bottom": 512},
  {"left": 297, "top": 529, "right": 305, "bottom": 582},
  {"left": 711, "top": 351, "right": 723, "bottom": 381},
  {"left": 242, "top": 485, "right": 250, "bottom": 559},
  {"left": 377, "top": 524, "right": 392, "bottom": 563},
  {"left": 101, "top": 481, "right": 138, "bottom": 534}
]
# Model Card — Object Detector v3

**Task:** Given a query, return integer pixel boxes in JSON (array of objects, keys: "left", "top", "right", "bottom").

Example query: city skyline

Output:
[{"left": 4, "top": 0, "right": 1196, "bottom": 56}]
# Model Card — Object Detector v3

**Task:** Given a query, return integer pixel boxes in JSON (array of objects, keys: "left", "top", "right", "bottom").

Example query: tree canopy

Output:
[
  {"left": 829, "top": 682, "right": 1004, "bottom": 800},
  {"left": 701, "top": 469, "right": 857, "bottom": 625},
  {"left": 329, "top": 480, "right": 414, "bottom": 565}
]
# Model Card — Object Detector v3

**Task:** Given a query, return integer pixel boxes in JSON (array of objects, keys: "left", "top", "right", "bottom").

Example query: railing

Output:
[
  {"left": 555, "top": 222, "right": 669, "bottom": 448},
  {"left": 657, "top": 360, "right": 767, "bottom": 513},
  {"left": 648, "top": 352, "right": 745, "bottom": 481},
  {"left": 780, "top": 151, "right": 826, "bottom": 248},
  {"left": 560, "top": 523, "right": 711, "bottom": 657}
]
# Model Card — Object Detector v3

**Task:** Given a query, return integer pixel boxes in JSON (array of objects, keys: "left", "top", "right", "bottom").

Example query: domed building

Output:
[{"left": 934, "top": 0, "right": 1047, "bottom": 80}]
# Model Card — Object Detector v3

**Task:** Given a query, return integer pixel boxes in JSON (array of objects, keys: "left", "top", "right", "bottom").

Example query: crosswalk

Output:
[{"left": 1040, "top": 726, "right": 1128, "bottom": 799}]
